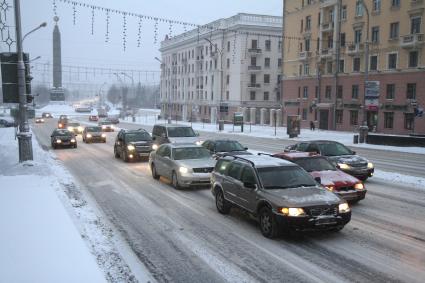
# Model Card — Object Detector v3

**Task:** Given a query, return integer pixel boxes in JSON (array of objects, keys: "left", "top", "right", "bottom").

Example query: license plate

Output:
[
  {"left": 315, "top": 218, "right": 337, "bottom": 226},
  {"left": 63, "top": 142, "right": 70, "bottom": 145},
  {"left": 139, "top": 153, "right": 150, "bottom": 157}
]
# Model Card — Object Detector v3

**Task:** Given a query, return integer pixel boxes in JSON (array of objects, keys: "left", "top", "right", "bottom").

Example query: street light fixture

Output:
[
  {"left": 29, "top": 55, "right": 41, "bottom": 63},
  {"left": 22, "top": 22, "right": 47, "bottom": 42}
]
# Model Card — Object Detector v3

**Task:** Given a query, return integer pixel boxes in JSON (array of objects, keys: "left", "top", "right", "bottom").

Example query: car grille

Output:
[
  {"left": 308, "top": 206, "right": 338, "bottom": 217},
  {"left": 136, "top": 145, "right": 151, "bottom": 151},
  {"left": 193, "top": 167, "right": 214, "bottom": 173},
  {"left": 350, "top": 162, "right": 368, "bottom": 168},
  {"left": 337, "top": 186, "right": 354, "bottom": 192}
]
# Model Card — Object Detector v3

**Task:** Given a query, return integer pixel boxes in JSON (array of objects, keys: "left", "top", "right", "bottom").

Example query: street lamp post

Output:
[
  {"left": 113, "top": 72, "right": 127, "bottom": 118},
  {"left": 22, "top": 22, "right": 47, "bottom": 42},
  {"left": 14, "top": 0, "right": 32, "bottom": 162},
  {"left": 97, "top": 82, "right": 107, "bottom": 108},
  {"left": 121, "top": 72, "right": 135, "bottom": 116},
  {"left": 204, "top": 37, "right": 224, "bottom": 130},
  {"left": 360, "top": 0, "right": 370, "bottom": 142}
]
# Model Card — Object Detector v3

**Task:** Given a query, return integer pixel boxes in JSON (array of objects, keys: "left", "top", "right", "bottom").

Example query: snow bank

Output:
[{"left": 373, "top": 170, "right": 425, "bottom": 190}]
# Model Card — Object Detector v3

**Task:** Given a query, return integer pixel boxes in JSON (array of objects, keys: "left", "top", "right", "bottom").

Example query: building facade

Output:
[
  {"left": 282, "top": 0, "right": 425, "bottom": 134},
  {"left": 159, "top": 13, "right": 283, "bottom": 125}
]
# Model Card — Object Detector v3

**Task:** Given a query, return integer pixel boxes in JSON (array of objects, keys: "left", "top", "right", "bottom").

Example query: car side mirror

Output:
[
  {"left": 161, "top": 133, "right": 167, "bottom": 138},
  {"left": 244, "top": 147, "right": 249, "bottom": 151},
  {"left": 196, "top": 131, "right": 200, "bottom": 137},
  {"left": 351, "top": 151, "right": 356, "bottom": 155},
  {"left": 244, "top": 182, "right": 257, "bottom": 189},
  {"left": 314, "top": 177, "right": 322, "bottom": 184}
]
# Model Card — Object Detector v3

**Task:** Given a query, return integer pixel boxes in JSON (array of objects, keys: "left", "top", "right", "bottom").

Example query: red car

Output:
[
  {"left": 273, "top": 152, "right": 366, "bottom": 203},
  {"left": 89, "top": 115, "right": 99, "bottom": 122}
]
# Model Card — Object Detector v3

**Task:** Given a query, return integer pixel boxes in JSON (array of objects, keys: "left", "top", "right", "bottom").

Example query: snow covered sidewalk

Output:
[{"left": 0, "top": 128, "right": 146, "bottom": 283}]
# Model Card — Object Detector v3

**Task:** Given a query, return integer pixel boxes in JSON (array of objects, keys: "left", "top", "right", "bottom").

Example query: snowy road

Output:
[{"left": 32, "top": 119, "right": 425, "bottom": 283}]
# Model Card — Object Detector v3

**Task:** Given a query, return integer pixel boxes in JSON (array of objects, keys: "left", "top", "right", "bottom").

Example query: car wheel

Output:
[
  {"left": 151, "top": 164, "right": 160, "bottom": 180},
  {"left": 332, "top": 225, "right": 344, "bottom": 232},
  {"left": 52, "top": 143, "right": 56, "bottom": 149},
  {"left": 114, "top": 148, "right": 120, "bottom": 158},
  {"left": 74, "top": 144, "right": 77, "bottom": 148},
  {"left": 259, "top": 207, "right": 280, "bottom": 239},
  {"left": 171, "top": 171, "right": 181, "bottom": 190},
  {"left": 359, "top": 176, "right": 368, "bottom": 181},
  {"left": 215, "top": 189, "right": 231, "bottom": 214},
  {"left": 122, "top": 151, "right": 129, "bottom": 162}
]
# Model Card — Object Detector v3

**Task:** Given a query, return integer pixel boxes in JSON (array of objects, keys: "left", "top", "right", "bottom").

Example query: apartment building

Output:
[
  {"left": 282, "top": 0, "right": 425, "bottom": 134},
  {"left": 159, "top": 13, "right": 283, "bottom": 124}
]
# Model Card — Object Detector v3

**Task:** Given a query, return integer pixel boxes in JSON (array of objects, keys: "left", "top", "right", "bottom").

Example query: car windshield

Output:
[
  {"left": 167, "top": 127, "right": 196, "bottom": 137},
  {"left": 99, "top": 122, "right": 111, "bottom": 125},
  {"left": 293, "top": 157, "right": 336, "bottom": 172},
  {"left": 54, "top": 130, "right": 72, "bottom": 136},
  {"left": 125, "top": 132, "right": 152, "bottom": 142},
  {"left": 86, "top": 127, "right": 102, "bottom": 132},
  {"left": 318, "top": 143, "right": 353, "bottom": 156},
  {"left": 68, "top": 123, "right": 80, "bottom": 127},
  {"left": 258, "top": 166, "right": 317, "bottom": 189},
  {"left": 173, "top": 147, "right": 211, "bottom": 160},
  {"left": 215, "top": 141, "right": 245, "bottom": 152}
]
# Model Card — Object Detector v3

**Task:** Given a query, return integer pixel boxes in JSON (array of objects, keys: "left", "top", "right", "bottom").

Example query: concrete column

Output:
[
  {"left": 182, "top": 104, "right": 188, "bottom": 121},
  {"left": 250, "top": 107, "right": 256, "bottom": 124},
  {"left": 276, "top": 109, "right": 283, "bottom": 127},
  {"left": 260, "top": 108, "right": 267, "bottom": 125},
  {"left": 270, "top": 109, "right": 276, "bottom": 126},
  {"left": 210, "top": 106, "right": 217, "bottom": 124},
  {"left": 243, "top": 107, "right": 249, "bottom": 123}
]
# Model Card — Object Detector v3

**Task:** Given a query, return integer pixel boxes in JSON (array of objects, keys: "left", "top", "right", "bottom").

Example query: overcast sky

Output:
[{"left": 4, "top": 0, "right": 281, "bottom": 87}]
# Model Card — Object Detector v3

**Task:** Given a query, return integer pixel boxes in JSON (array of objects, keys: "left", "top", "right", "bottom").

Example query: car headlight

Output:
[
  {"left": 101, "top": 134, "right": 106, "bottom": 138},
  {"left": 71, "top": 139, "right": 76, "bottom": 143},
  {"left": 56, "top": 139, "right": 62, "bottom": 143},
  {"left": 86, "top": 134, "right": 92, "bottom": 138},
  {"left": 102, "top": 125, "right": 106, "bottom": 129},
  {"left": 354, "top": 183, "right": 364, "bottom": 190},
  {"left": 338, "top": 163, "right": 351, "bottom": 170},
  {"left": 152, "top": 144, "right": 159, "bottom": 150},
  {"left": 338, "top": 203, "right": 351, "bottom": 213},
  {"left": 280, "top": 207, "right": 306, "bottom": 217},
  {"left": 325, "top": 185, "right": 335, "bottom": 192},
  {"left": 367, "top": 162, "right": 374, "bottom": 169},
  {"left": 68, "top": 127, "right": 74, "bottom": 131},
  {"left": 41, "top": 119, "right": 44, "bottom": 122},
  {"left": 179, "top": 167, "right": 189, "bottom": 174},
  {"left": 58, "top": 123, "right": 63, "bottom": 128},
  {"left": 195, "top": 140, "right": 203, "bottom": 146},
  {"left": 127, "top": 145, "right": 135, "bottom": 151},
  {"left": 78, "top": 126, "right": 84, "bottom": 132}
]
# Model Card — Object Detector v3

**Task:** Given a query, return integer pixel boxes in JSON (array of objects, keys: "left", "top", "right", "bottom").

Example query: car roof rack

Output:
[{"left": 221, "top": 154, "right": 256, "bottom": 167}]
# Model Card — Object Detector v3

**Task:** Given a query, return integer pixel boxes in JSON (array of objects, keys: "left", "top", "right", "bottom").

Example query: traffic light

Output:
[
  {"left": 26, "top": 94, "right": 34, "bottom": 104},
  {"left": 0, "top": 52, "right": 31, "bottom": 103}
]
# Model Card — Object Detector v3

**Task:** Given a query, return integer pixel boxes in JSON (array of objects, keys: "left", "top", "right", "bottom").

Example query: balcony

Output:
[
  {"left": 248, "top": 83, "right": 261, "bottom": 89},
  {"left": 248, "top": 48, "right": 262, "bottom": 54},
  {"left": 400, "top": 34, "right": 424, "bottom": 49},
  {"left": 411, "top": 0, "right": 423, "bottom": 6},
  {"left": 298, "top": 51, "right": 311, "bottom": 61},
  {"left": 320, "top": 0, "right": 337, "bottom": 8},
  {"left": 320, "top": 48, "right": 334, "bottom": 58},
  {"left": 346, "top": 43, "right": 364, "bottom": 56},
  {"left": 248, "top": 65, "right": 262, "bottom": 72},
  {"left": 321, "top": 22, "right": 334, "bottom": 32}
]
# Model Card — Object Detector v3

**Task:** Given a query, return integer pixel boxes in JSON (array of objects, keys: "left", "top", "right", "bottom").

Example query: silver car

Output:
[{"left": 149, "top": 143, "right": 216, "bottom": 189}]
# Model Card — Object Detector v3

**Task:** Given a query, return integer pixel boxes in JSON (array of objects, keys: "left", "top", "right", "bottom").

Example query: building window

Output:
[
  {"left": 371, "top": 26, "right": 380, "bottom": 43},
  {"left": 304, "top": 63, "right": 310, "bottom": 75},
  {"left": 404, "top": 113, "right": 414, "bottom": 130},
  {"left": 355, "top": 1, "right": 363, "bottom": 17},
  {"left": 265, "top": 40, "right": 271, "bottom": 51},
  {"left": 384, "top": 112, "right": 394, "bottom": 129},
  {"left": 226, "top": 91, "right": 229, "bottom": 100},
  {"left": 341, "top": 6, "right": 347, "bottom": 20},
  {"left": 315, "top": 86, "right": 319, "bottom": 98},
  {"left": 264, "top": 74, "right": 270, "bottom": 84},
  {"left": 250, "top": 91, "right": 256, "bottom": 100},
  {"left": 337, "top": 85, "right": 343, "bottom": 99},
  {"left": 306, "top": 16, "right": 311, "bottom": 31},
  {"left": 373, "top": 0, "right": 381, "bottom": 12},
  {"left": 298, "top": 87, "right": 301, "bottom": 98},
  {"left": 325, "top": 86, "right": 332, "bottom": 99},
  {"left": 303, "top": 86, "right": 308, "bottom": 98},
  {"left": 227, "top": 41, "right": 231, "bottom": 52},
  {"left": 407, "top": 83, "right": 416, "bottom": 99},
  {"left": 264, "top": 57, "right": 270, "bottom": 68},
  {"left": 305, "top": 39, "right": 311, "bottom": 51},
  {"left": 390, "top": 22, "right": 399, "bottom": 39},
  {"left": 278, "top": 58, "right": 282, "bottom": 68},
  {"left": 250, "top": 74, "right": 256, "bottom": 84},
  {"left": 264, "top": 92, "right": 269, "bottom": 101},
  {"left": 392, "top": 0, "right": 400, "bottom": 8},
  {"left": 350, "top": 110, "right": 359, "bottom": 126},
  {"left": 339, "top": 59, "right": 345, "bottom": 72},
  {"left": 302, "top": 109, "right": 308, "bottom": 121},
  {"left": 278, "top": 41, "right": 282, "bottom": 50},
  {"left": 340, "top": 33, "right": 346, "bottom": 47},
  {"left": 251, "top": 56, "right": 257, "bottom": 66},
  {"left": 251, "top": 40, "right": 258, "bottom": 49},
  {"left": 409, "top": 51, "right": 418, "bottom": 68},
  {"left": 370, "top": 55, "right": 378, "bottom": 71},
  {"left": 354, "top": 29, "right": 362, "bottom": 44},
  {"left": 388, "top": 53, "right": 397, "bottom": 69},
  {"left": 227, "top": 58, "right": 230, "bottom": 69},
  {"left": 336, "top": 110, "right": 343, "bottom": 124},
  {"left": 327, "top": 61, "right": 333, "bottom": 74},
  {"left": 352, "top": 85, "right": 359, "bottom": 99},
  {"left": 386, "top": 84, "right": 395, "bottom": 99},
  {"left": 411, "top": 17, "right": 421, "bottom": 34},
  {"left": 226, "top": 75, "right": 230, "bottom": 85},
  {"left": 353, "top": 57, "right": 361, "bottom": 72}
]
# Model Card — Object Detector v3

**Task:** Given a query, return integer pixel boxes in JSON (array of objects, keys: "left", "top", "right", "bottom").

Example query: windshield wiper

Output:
[
  {"left": 264, "top": 185, "right": 292, "bottom": 189},
  {"left": 294, "top": 184, "right": 316, "bottom": 188}
]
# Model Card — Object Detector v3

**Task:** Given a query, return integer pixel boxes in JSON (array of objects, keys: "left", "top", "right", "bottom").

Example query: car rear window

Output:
[{"left": 167, "top": 127, "right": 196, "bottom": 137}]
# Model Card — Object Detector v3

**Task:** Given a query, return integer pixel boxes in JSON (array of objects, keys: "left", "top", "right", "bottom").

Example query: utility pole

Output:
[
  {"left": 359, "top": 0, "right": 370, "bottom": 142},
  {"left": 14, "top": 0, "right": 33, "bottom": 162}
]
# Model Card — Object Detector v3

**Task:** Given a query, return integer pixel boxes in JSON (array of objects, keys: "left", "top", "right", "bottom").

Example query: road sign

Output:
[{"left": 365, "top": 81, "right": 380, "bottom": 98}]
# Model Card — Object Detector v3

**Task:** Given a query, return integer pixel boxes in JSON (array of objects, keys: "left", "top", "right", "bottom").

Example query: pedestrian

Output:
[{"left": 310, "top": 121, "right": 315, "bottom": 131}]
